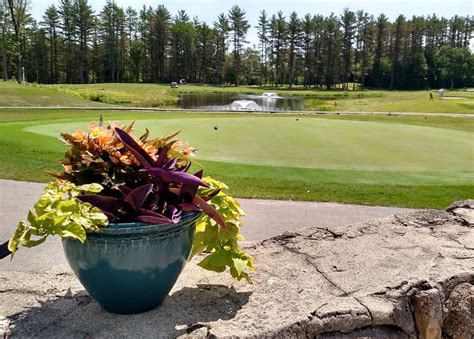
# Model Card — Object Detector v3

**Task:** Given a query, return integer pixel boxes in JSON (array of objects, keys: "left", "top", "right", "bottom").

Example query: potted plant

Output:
[{"left": 8, "top": 120, "right": 254, "bottom": 314}]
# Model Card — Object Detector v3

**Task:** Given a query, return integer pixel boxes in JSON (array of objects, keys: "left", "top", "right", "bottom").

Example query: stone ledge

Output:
[{"left": 1, "top": 202, "right": 473, "bottom": 338}]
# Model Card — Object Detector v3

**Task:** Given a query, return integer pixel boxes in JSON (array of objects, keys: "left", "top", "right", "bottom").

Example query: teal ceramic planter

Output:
[{"left": 62, "top": 211, "right": 200, "bottom": 314}]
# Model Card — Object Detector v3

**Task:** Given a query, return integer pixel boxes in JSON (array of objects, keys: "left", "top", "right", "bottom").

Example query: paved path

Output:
[
  {"left": 0, "top": 106, "right": 472, "bottom": 118},
  {"left": 0, "top": 179, "right": 417, "bottom": 272}
]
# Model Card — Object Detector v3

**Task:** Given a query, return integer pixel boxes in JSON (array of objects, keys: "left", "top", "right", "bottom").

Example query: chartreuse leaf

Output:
[
  {"left": 192, "top": 177, "right": 255, "bottom": 284},
  {"left": 8, "top": 221, "right": 27, "bottom": 253},
  {"left": 8, "top": 181, "right": 108, "bottom": 257}
]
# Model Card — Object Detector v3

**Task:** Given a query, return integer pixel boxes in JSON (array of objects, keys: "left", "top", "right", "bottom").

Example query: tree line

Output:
[{"left": 1, "top": 0, "right": 472, "bottom": 89}]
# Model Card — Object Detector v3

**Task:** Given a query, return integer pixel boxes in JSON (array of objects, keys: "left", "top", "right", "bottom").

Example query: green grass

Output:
[
  {"left": 0, "top": 109, "right": 472, "bottom": 209},
  {"left": 0, "top": 81, "right": 107, "bottom": 107},
  {"left": 34, "top": 82, "right": 474, "bottom": 114},
  {"left": 329, "top": 90, "right": 474, "bottom": 114},
  {"left": 27, "top": 117, "right": 473, "bottom": 172}
]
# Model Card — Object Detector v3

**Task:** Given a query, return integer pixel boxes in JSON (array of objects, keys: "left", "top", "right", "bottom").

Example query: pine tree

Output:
[
  {"left": 151, "top": 5, "right": 170, "bottom": 83},
  {"left": 370, "top": 14, "right": 388, "bottom": 87},
  {"left": 58, "top": 0, "right": 75, "bottom": 82},
  {"left": 41, "top": 5, "right": 59, "bottom": 83},
  {"left": 322, "top": 14, "right": 342, "bottom": 89},
  {"left": 0, "top": 0, "right": 12, "bottom": 80},
  {"left": 72, "top": 0, "right": 94, "bottom": 83},
  {"left": 389, "top": 15, "right": 406, "bottom": 89},
  {"left": 169, "top": 10, "right": 194, "bottom": 81},
  {"left": 228, "top": 5, "right": 249, "bottom": 86},
  {"left": 256, "top": 10, "right": 269, "bottom": 85},
  {"left": 269, "top": 11, "right": 286, "bottom": 86},
  {"left": 301, "top": 13, "right": 314, "bottom": 87},
  {"left": 6, "top": 0, "right": 29, "bottom": 83},
  {"left": 213, "top": 13, "right": 229, "bottom": 84},
  {"left": 340, "top": 8, "right": 356, "bottom": 89},
  {"left": 287, "top": 11, "right": 302, "bottom": 87}
]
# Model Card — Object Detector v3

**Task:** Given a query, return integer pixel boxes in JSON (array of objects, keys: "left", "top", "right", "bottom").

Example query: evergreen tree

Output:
[
  {"left": 169, "top": 10, "right": 194, "bottom": 81},
  {"left": 5, "top": 4, "right": 472, "bottom": 89},
  {"left": 213, "top": 13, "right": 229, "bottom": 84},
  {"left": 322, "top": 14, "right": 342, "bottom": 89},
  {"left": 256, "top": 10, "right": 269, "bottom": 85},
  {"left": 0, "top": 0, "right": 12, "bottom": 80},
  {"left": 124, "top": 6, "right": 137, "bottom": 82},
  {"left": 370, "top": 14, "right": 388, "bottom": 87},
  {"left": 340, "top": 8, "right": 356, "bottom": 89},
  {"left": 195, "top": 22, "right": 214, "bottom": 83},
  {"left": 58, "top": 0, "right": 74, "bottom": 82},
  {"left": 269, "top": 11, "right": 286, "bottom": 86},
  {"left": 26, "top": 22, "right": 48, "bottom": 83},
  {"left": 6, "top": 0, "right": 29, "bottom": 83},
  {"left": 287, "top": 11, "right": 302, "bottom": 87},
  {"left": 151, "top": 5, "right": 171, "bottom": 83},
  {"left": 389, "top": 15, "right": 406, "bottom": 89},
  {"left": 41, "top": 5, "right": 59, "bottom": 83},
  {"left": 228, "top": 5, "right": 249, "bottom": 86},
  {"left": 301, "top": 14, "right": 314, "bottom": 87},
  {"left": 72, "top": 0, "right": 94, "bottom": 83}
]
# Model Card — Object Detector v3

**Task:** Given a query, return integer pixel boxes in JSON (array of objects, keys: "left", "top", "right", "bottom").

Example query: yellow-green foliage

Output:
[
  {"left": 8, "top": 181, "right": 108, "bottom": 256},
  {"left": 192, "top": 177, "right": 255, "bottom": 283}
]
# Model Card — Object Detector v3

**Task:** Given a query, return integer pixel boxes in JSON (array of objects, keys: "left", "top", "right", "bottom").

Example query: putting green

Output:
[{"left": 25, "top": 117, "right": 473, "bottom": 172}]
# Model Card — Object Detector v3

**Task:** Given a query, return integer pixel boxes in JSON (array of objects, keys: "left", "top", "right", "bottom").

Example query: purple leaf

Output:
[
  {"left": 135, "top": 215, "right": 173, "bottom": 224},
  {"left": 155, "top": 147, "right": 168, "bottom": 166},
  {"left": 147, "top": 169, "right": 209, "bottom": 187},
  {"left": 77, "top": 195, "right": 127, "bottom": 216},
  {"left": 192, "top": 195, "right": 226, "bottom": 229},
  {"left": 103, "top": 211, "right": 119, "bottom": 222},
  {"left": 162, "top": 158, "right": 178, "bottom": 170},
  {"left": 124, "top": 184, "right": 154, "bottom": 210},
  {"left": 176, "top": 162, "right": 192, "bottom": 173},
  {"left": 167, "top": 205, "right": 182, "bottom": 223},
  {"left": 179, "top": 203, "right": 201, "bottom": 212},
  {"left": 200, "top": 188, "right": 221, "bottom": 201},
  {"left": 115, "top": 184, "right": 132, "bottom": 198},
  {"left": 137, "top": 208, "right": 168, "bottom": 218},
  {"left": 114, "top": 128, "right": 155, "bottom": 168}
]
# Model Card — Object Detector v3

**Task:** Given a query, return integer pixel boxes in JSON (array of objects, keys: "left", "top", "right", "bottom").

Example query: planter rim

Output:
[{"left": 85, "top": 211, "right": 201, "bottom": 237}]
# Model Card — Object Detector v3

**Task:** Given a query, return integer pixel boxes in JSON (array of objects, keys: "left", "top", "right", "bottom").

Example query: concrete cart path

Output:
[{"left": 0, "top": 179, "right": 416, "bottom": 273}]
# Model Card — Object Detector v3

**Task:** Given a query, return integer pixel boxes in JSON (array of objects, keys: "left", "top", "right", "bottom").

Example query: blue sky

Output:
[{"left": 30, "top": 0, "right": 473, "bottom": 45}]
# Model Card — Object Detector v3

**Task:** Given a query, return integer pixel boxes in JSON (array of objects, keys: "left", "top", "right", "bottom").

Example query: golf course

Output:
[
  {"left": 0, "top": 82, "right": 473, "bottom": 209},
  {"left": 1, "top": 81, "right": 474, "bottom": 113}
]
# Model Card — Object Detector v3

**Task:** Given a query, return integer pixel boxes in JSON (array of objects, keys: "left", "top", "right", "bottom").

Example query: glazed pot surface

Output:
[{"left": 63, "top": 211, "right": 200, "bottom": 314}]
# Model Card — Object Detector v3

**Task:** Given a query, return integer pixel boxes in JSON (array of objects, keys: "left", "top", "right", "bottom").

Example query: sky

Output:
[{"left": 29, "top": 0, "right": 473, "bottom": 45}]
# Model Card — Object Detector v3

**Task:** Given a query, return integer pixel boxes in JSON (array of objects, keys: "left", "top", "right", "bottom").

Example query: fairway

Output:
[{"left": 27, "top": 117, "right": 473, "bottom": 173}]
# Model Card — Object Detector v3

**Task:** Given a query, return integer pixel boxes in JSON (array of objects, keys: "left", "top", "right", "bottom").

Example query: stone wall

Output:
[{"left": 1, "top": 201, "right": 473, "bottom": 338}]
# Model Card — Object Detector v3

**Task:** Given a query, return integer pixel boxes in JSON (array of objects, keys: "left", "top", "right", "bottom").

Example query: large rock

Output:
[{"left": 0, "top": 204, "right": 473, "bottom": 338}]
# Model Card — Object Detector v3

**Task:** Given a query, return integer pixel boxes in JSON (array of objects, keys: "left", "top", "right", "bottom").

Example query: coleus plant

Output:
[
  {"left": 9, "top": 120, "right": 254, "bottom": 283},
  {"left": 76, "top": 126, "right": 226, "bottom": 228}
]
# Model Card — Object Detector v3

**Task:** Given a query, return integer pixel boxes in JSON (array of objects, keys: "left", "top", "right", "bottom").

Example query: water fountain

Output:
[
  {"left": 260, "top": 92, "right": 282, "bottom": 99},
  {"left": 229, "top": 100, "right": 261, "bottom": 111},
  {"left": 179, "top": 93, "right": 304, "bottom": 111}
]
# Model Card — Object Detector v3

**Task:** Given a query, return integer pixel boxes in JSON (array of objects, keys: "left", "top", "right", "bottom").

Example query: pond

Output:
[{"left": 179, "top": 93, "right": 304, "bottom": 112}]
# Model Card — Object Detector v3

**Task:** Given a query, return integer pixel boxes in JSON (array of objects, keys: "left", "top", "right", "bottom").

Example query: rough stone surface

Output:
[
  {"left": 443, "top": 282, "right": 474, "bottom": 338},
  {"left": 413, "top": 289, "right": 443, "bottom": 339},
  {"left": 0, "top": 205, "right": 473, "bottom": 338},
  {"left": 447, "top": 199, "right": 474, "bottom": 227}
]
